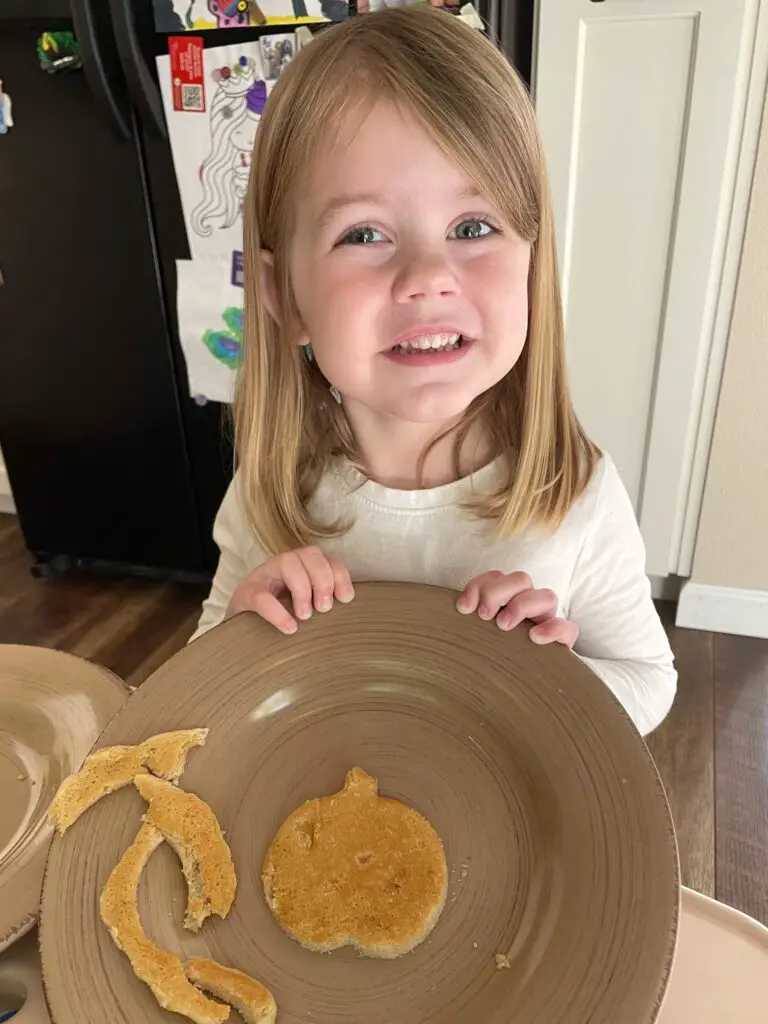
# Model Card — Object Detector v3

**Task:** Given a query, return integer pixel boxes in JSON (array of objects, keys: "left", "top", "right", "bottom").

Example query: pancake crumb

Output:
[{"left": 495, "top": 953, "right": 511, "bottom": 970}]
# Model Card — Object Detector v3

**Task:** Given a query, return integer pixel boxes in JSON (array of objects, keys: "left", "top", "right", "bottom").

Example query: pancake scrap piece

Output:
[
  {"left": 140, "top": 728, "right": 209, "bottom": 782},
  {"left": 49, "top": 744, "right": 145, "bottom": 834},
  {"left": 99, "top": 823, "right": 229, "bottom": 1024},
  {"left": 134, "top": 774, "right": 237, "bottom": 932},
  {"left": 185, "top": 958, "right": 277, "bottom": 1024},
  {"left": 262, "top": 766, "right": 448, "bottom": 959},
  {"left": 48, "top": 728, "right": 209, "bottom": 834}
]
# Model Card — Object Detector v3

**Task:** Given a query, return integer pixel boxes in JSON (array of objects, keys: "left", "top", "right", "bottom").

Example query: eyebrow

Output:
[
  {"left": 315, "top": 192, "right": 387, "bottom": 230},
  {"left": 314, "top": 187, "right": 487, "bottom": 230}
]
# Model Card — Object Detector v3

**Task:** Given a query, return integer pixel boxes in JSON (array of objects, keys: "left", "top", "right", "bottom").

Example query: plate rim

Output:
[
  {"left": 680, "top": 887, "right": 768, "bottom": 945},
  {"left": 0, "top": 645, "right": 127, "bottom": 953}
]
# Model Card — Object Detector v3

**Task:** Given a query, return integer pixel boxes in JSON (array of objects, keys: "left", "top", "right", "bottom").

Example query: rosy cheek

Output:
[{"left": 327, "top": 262, "right": 385, "bottom": 299}]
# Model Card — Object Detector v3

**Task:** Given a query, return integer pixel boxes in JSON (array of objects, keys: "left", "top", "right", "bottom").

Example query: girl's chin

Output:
[{"left": 373, "top": 395, "right": 481, "bottom": 426}]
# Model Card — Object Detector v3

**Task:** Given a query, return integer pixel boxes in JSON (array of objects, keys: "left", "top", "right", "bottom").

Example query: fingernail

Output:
[
  {"left": 478, "top": 605, "right": 493, "bottom": 620},
  {"left": 318, "top": 596, "right": 333, "bottom": 612},
  {"left": 296, "top": 605, "right": 313, "bottom": 620},
  {"left": 530, "top": 631, "right": 545, "bottom": 644},
  {"left": 456, "top": 597, "right": 471, "bottom": 614},
  {"left": 496, "top": 617, "right": 511, "bottom": 631},
  {"left": 283, "top": 621, "right": 298, "bottom": 635},
  {"left": 338, "top": 589, "right": 355, "bottom": 604}
]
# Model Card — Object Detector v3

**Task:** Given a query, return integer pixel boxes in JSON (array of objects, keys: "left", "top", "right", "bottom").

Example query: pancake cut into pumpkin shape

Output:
[{"left": 262, "top": 767, "right": 448, "bottom": 958}]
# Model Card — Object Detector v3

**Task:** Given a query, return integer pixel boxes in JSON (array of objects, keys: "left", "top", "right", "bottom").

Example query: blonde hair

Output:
[{"left": 237, "top": 5, "right": 599, "bottom": 555}]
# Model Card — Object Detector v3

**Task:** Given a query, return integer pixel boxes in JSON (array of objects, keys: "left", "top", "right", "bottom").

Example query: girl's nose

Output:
[{"left": 392, "top": 249, "right": 461, "bottom": 302}]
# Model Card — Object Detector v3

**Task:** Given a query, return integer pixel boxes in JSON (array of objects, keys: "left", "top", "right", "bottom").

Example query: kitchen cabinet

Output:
[{"left": 534, "top": 0, "right": 765, "bottom": 577}]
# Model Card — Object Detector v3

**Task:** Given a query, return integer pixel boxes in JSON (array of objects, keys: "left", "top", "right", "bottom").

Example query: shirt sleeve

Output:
[
  {"left": 189, "top": 475, "right": 255, "bottom": 643},
  {"left": 567, "top": 456, "right": 677, "bottom": 736}
]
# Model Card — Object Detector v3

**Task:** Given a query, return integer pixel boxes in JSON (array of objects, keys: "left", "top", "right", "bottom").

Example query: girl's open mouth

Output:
[
  {"left": 389, "top": 333, "right": 467, "bottom": 355},
  {"left": 384, "top": 333, "right": 472, "bottom": 366}
]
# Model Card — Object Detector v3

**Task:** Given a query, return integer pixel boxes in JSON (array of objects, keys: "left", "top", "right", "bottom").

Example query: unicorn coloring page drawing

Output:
[
  {"left": 190, "top": 55, "right": 269, "bottom": 240},
  {"left": 157, "top": 40, "right": 294, "bottom": 258}
]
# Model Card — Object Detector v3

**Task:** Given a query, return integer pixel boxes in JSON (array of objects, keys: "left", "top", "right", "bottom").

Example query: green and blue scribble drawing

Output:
[{"left": 203, "top": 306, "right": 242, "bottom": 369}]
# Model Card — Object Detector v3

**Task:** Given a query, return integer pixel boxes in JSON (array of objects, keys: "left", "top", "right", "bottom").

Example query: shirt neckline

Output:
[{"left": 332, "top": 456, "right": 506, "bottom": 510}]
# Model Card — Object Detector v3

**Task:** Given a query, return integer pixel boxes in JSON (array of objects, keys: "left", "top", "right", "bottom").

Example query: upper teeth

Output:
[{"left": 394, "top": 333, "right": 461, "bottom": 352}]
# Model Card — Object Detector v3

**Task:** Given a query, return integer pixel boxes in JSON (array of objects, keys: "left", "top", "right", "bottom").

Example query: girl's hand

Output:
[
  {"left": 456, "top": 570, "right": 578, "bottom": 649},
  {"left": 227, "top": 547, "right": 354, "bottom": 635}
]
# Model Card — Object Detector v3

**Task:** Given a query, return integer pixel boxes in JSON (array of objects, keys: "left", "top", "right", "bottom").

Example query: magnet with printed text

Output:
[{"left": 231, "top": 250, "right": 244, "bottom": 287}]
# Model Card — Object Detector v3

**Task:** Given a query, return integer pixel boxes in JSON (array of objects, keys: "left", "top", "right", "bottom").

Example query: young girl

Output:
[{"left": 191, "top": 6, "right": 676, "bottom": 737}]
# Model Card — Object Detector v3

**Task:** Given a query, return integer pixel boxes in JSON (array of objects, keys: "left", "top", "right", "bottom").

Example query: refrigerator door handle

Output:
[
  {"left": 109, "top": 0, "right": 168, "bottom": 139},
  {"left": 71, "top": 0, "right": 131, "bottom": 138}
]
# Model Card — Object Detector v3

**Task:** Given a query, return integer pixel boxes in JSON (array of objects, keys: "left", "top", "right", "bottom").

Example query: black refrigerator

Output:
[{"left": 0, "top": 0, "right": 532, "bottom": 582}]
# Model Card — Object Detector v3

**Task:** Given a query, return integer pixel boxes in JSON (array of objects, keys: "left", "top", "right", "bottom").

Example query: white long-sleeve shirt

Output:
[{"left": 192, "top": 453, "right": 676, "bottom": 735}]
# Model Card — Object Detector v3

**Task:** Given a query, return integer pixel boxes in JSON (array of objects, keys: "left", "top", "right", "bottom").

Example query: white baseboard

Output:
[
  {"left": 0, "top": 462, "right": 15, "bottom": 515},
  {"left": 676, "top": 582, "right": 768, "bottom": 639}
]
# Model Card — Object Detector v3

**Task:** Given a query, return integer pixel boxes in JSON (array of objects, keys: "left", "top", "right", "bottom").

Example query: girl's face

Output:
[{"left": 286, "top": 100, "right": 531, "bottom": 428}]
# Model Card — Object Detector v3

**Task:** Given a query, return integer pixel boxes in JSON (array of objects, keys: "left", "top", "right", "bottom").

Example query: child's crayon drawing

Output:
[
  {"left": 203, "top": 307, "right": 243, "bottom": 369},
  {"left": 176, "top": 258, "right": 243, "bottom": 403}
]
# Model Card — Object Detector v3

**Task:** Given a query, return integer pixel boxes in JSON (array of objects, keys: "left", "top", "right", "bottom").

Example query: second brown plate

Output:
[{"left": 40, "top": 583, "right": 679, "bottom": 1024}]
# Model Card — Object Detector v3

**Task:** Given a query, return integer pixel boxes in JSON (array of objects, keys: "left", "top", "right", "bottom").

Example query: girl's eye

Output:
[
  {"left": 451, "top": 219, "right": 497, "bottom": 241},
  {"left": 338, "top": 225, "right": 388, "bottom": 246}
]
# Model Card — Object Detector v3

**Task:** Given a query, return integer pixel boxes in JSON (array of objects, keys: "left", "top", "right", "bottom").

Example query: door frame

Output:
[{"left": 676, "top": 0, "right": 768, "bottom": 575}]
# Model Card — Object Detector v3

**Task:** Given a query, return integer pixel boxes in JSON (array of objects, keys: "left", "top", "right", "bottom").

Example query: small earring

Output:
[
  {"left": 329, "top": 384, "right": 342, "bottom": 404},
  {"left": 303, "top": 343, "right": 314, "bottom": 363}
]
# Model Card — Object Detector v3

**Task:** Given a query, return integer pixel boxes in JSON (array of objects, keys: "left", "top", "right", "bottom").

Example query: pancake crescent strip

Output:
[
  {"left": 99, "top": 822, "right": 229, "bottom": 1024},
  {"left": 49, "top": 729, "right": 209, "bottom": 834},
  {"left": 185, "top": 957, "right": 277, "bottom": 1024},
  {"left": 134, "top": 774, "right": 237, "bottom": 932}
]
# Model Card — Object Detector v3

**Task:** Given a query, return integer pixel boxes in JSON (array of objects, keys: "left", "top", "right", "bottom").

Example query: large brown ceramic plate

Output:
[
  {"left": 0, "top": 645, "right": 127, "bottom": 951},
  {"left": 40, "top": 583, "right": 679, "bottom": 1024}
]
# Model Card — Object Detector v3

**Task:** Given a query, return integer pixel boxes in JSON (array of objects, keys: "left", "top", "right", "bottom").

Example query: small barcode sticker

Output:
[
  {"left": 169, "top": 36, "right": 206, "bottom": 113},
  {"left": 181, "top": 84, "right": 204, "bottom": 111}
]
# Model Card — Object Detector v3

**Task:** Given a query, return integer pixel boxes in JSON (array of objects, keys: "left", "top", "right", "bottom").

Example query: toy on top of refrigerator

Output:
[{"left": 37, "top": 31, "right": 82, "bottom": 73}]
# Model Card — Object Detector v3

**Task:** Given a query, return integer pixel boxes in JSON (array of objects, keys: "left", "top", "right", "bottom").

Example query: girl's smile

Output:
[{"left": 384, "top": 331, "right": 474, "bottom": 366}]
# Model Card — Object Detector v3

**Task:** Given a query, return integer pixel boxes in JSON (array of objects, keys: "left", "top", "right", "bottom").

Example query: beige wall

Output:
[{"left": 691, "top": 88, "right": 768, "bottom": 591}]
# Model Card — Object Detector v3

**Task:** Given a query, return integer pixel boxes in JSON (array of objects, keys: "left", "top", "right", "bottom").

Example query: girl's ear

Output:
[
  {"left": 259, "top": 248, "right": 310, "bottom": 347},
  {"left": 258, "top": 249, "right": 281, "bottom": 325}
]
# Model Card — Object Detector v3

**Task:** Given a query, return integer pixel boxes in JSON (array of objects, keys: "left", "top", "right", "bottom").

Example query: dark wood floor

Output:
[{"left": 2, "top": 514, "right": 767, "bottom": 924}]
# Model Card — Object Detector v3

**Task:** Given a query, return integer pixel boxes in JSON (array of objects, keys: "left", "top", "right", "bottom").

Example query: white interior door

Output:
[{"left": 534, "top": 0, "right": 757, "bottom": 576}]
